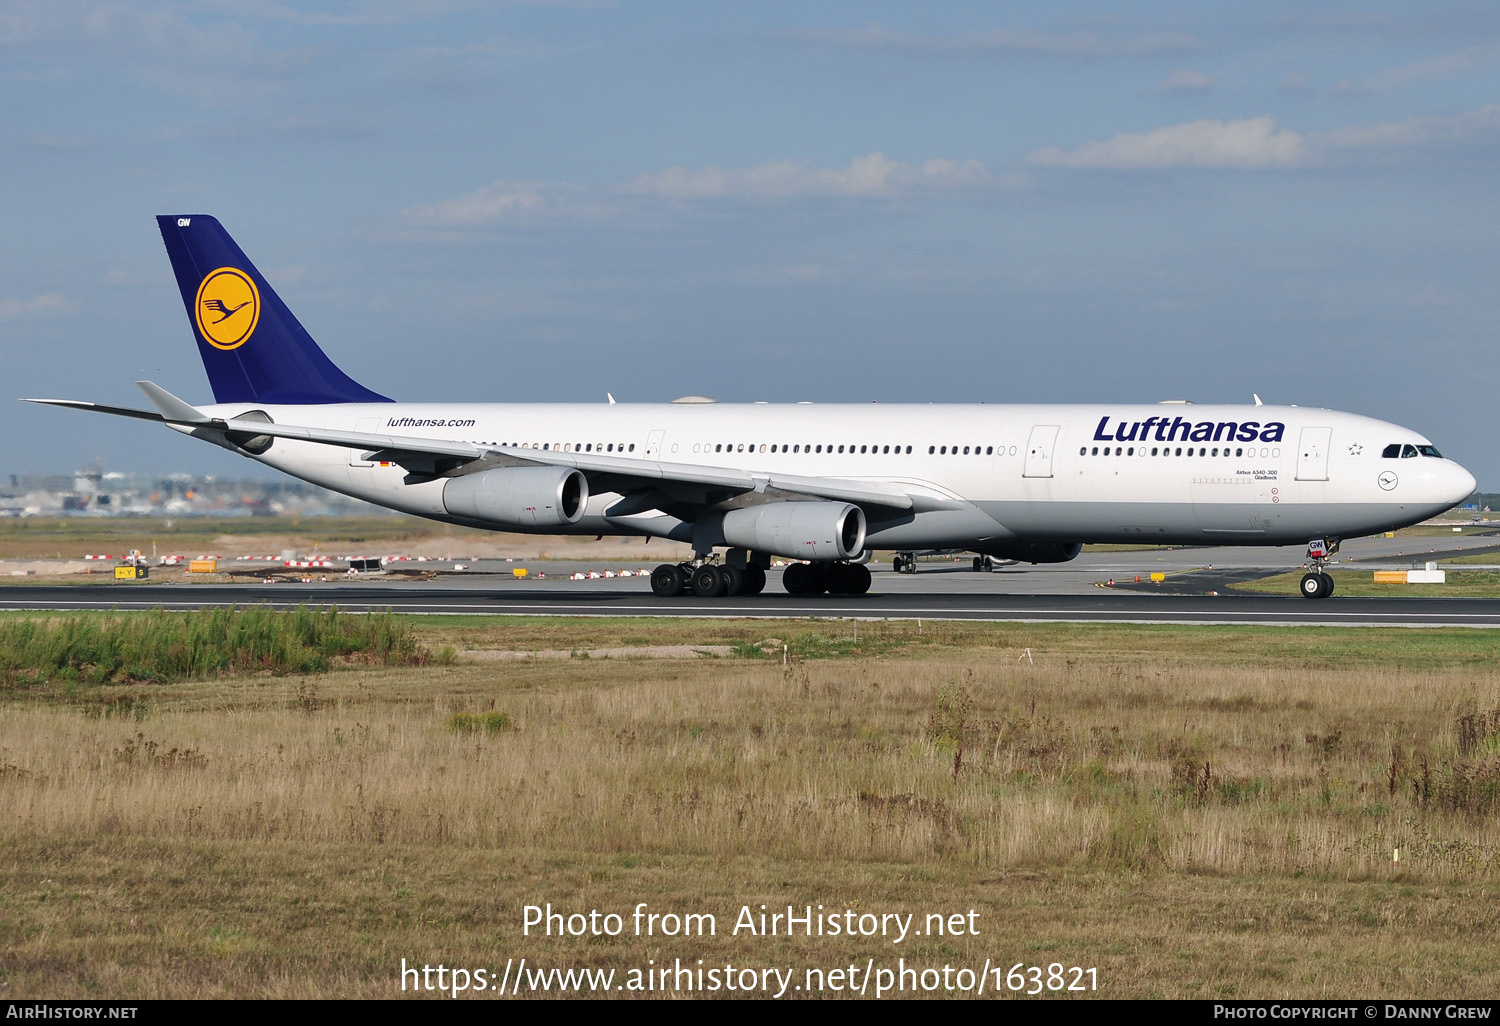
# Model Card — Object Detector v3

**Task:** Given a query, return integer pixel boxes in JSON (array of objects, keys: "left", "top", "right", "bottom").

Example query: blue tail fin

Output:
[{"left": 156, "top": 215, "right": 392, "bottom": 405}]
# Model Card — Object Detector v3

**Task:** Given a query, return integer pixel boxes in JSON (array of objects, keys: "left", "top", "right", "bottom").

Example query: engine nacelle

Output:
[
  {"left": 442, "top": 466, "right": 588, "bottom": 527},
  {"left": 721, "top": 501, "right": 866, "bottom": 561},
  {"left": 976, "top": 541, "right": 1082, "bottom": 565}
]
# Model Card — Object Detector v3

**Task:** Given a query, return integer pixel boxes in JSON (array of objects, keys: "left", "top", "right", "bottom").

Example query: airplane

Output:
[{"left": 26, "top": 215, "right": 1477, "bottom": 601}]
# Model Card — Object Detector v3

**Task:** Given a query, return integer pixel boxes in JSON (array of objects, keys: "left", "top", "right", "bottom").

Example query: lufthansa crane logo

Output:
[{"left": 194, "top": 267, "right": 260, "bottom": 350}]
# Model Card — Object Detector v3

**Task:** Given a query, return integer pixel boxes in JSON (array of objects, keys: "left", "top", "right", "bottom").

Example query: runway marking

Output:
[{"left": 3, "top": 593, "right": 1500, "bottom": 627}]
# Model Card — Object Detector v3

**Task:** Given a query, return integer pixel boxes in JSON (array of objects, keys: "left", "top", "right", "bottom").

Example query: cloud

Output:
[
  {"left": 1027, "top": 116, "right": 1310, "bottom": 169},
  {"left": 402, "top": 180, "right": 598, "bottom": 227},
  {"left": 1336, "top": 42, "right": 1500, "bottom": 95},
  {"left": 407, "top": 153, "right": 1021, "bottom": 228},
  {"left": 624, "top": 152, "right": 1011, "bottom": 200},
  {"left": 0, "top": 294, "right": 65, "bottom": 319},
  {"left": 1159, "top": 70, "right": 1212, "bottom": 92},
  {"left": 0, "top": 2, "right": 315, "bottom": 105},
  {"left": 1321, "top": 104, "right": 1500, "bottom": 150},
  {"left": 790, "top": 22, "right": 1204, "bottom": 58},
  {"left": 1020, "top": 106, "right": 1500, "bottom": 175}
]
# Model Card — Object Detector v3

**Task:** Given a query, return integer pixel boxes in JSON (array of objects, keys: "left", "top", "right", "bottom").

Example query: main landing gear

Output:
[
  {"left": 1299, "top": 538, "right": 1340, "bottom": 600},
  {"left": 648, "top": 560, "right": 871, "bottom": 598},
  {"left": 650, "top": 562, "right": 767, "bottom": 598},
  {"left": 892, "top": 551, "right": 918, "bottom": 574},
  {"left": 782, "top": 561, "right": 871, "bottom": 596}
]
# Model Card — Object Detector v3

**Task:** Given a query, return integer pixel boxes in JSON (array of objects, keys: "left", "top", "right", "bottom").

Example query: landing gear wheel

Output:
[
  {"left": 1320, "top": 572, "right": 1335, "bottom": 597},
  {"left": 973, "top": 556, "right": 983, "bottom": 572},
  {"left": 845, "top": 563, "right": 871, "bottom": 595},
  {"left": 828, "top": 563, "right": 855, "bottom": 594},
  {"left": 721, "top": 565, "right": 745, "bottom": 597},
  {"left": 1300, "top": 572, "right": 1327, "bottom": 600},
  {"left": 650, "top": 563, "right": 685, "bottom": 597},
  {"left": 782, "top": 562, "right": 812, "bottom": 595},
  {"left": 891, "top": 554, "right": 906, "bottom": 574},
  {"left": 783, "top": 562, "right": 827, "bottom": 595},
  {"left": 742, "top": 566, "right": 767, "bottom": 595},
  {"left": 808, "top": 563, "right": 830, "bottom": 595},
  {"left": 690, "top": 564, "right": 727, "bottom": 598}
]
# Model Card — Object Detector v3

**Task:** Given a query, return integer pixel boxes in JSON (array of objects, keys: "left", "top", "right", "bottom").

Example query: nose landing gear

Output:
[{"left": 1299, "top": 538, "right": 1340, "bottom": 599}]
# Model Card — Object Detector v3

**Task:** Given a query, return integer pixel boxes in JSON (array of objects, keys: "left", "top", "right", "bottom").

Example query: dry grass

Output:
[{"left": 3, "top": 618, "right": 1500, "bottom": 997}]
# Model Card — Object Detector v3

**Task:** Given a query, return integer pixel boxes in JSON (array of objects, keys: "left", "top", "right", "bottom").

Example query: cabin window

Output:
[
  {"left": 628, "top": 444, "right": 635, "bottom": 452},
  {"left": 1127, "top": 447, "right": 1134, "bottom": 456}
]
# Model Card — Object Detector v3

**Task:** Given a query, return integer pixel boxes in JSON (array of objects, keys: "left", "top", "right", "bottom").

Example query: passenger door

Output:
[
  {"left": 1295, "top": 426, "right": 1332, "bottom": 481},
  {"left": 1023, "top": 425, "right": 1060, "bottom": 478}
]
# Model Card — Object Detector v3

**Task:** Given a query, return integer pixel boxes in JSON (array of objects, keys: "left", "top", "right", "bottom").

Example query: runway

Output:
[{"left": 4, "top": 582, "right": 1500, "bottom": 627}]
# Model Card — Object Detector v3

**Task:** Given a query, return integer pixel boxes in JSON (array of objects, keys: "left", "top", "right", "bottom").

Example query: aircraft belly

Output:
[
  {"left": 865, "top": 506, "right": 1012, "bottom": 549},
  {"left": 975, "top": 499, "right": 1200, "bottom": 542}
]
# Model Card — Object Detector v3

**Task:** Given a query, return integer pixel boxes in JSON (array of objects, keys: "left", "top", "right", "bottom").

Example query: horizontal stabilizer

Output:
[
  {"left": 21, "top": 398, "right": 165, "bottom": 423},
  {"left": 136, "top": 380, "right": 210, "bottom": 424}
]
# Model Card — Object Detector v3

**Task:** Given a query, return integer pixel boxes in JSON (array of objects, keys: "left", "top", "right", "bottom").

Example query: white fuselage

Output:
[{"left": 186, "top": 400, "right": 1476, "bottom": 553}]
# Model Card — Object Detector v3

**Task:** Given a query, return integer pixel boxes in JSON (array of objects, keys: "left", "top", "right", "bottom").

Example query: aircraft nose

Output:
[{"left": 1448, "top": 462, "right": 1478, "bottom": 505}]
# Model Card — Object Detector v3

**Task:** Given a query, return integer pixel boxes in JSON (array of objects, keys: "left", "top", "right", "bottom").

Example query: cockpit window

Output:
[
  {"left": 1401, "top": 444, "right": 1419, "bottom": 458},
  {"left": 1418, "top": 445, "right": 1443, "bottom": 458},
  {"left": 1382, "top": 444, "right": 1401, "bottom": 458}
]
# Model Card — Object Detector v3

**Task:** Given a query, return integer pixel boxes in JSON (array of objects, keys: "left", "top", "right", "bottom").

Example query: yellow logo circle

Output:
[{"left": 194, "top": 267, "right": 260, "bottom": 350}]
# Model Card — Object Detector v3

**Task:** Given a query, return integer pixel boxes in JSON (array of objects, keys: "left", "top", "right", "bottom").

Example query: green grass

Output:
[
  {"left": 0, "top": 606, "right": 430, "bottom": 687},
  {"left": 1437, "top": 551, "right": 1500, "bottom": 565},
  {"left": 405, "top": 614, "right": 1500, "bottom": 671},
  {"left": 1233, "top": 568, "right": 1500, "bottom": 599}
]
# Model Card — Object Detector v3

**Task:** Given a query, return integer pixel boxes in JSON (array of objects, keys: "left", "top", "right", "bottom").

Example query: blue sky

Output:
[{"left": 3, "top": 1, "right": 1498, "bottom": 486}]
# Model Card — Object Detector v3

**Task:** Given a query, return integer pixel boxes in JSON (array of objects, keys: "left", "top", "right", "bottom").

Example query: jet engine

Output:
[
  {"left": 721, "top": 501, "right": 866, "bottom": 561},
  {"left": 976, "top": 541, "right": 1082, "bottom": 564},
  {"left": 442, "top": 466, "right": 588, "bottom": 527}
]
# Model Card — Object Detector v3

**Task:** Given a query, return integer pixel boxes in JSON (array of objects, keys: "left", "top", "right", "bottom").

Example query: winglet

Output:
[{"left": 135, "top": 381, "right": 210, "bottom": 424}]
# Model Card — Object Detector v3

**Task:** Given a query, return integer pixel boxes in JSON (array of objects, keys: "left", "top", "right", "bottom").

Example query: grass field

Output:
[
  {"left": 3, "top": 611, "right": 1500, "bottom": 998},
  {"left": 1234, "top": 568, "right": 1500, "bottom": 598},
  {"left": 0, "top": 515, "right": 433, "bottom": 559}
]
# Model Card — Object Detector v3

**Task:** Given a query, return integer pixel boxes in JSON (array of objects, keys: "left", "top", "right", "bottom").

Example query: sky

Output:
[{"left": 2, "top": 1, "right": 1498, "bottom": 485}]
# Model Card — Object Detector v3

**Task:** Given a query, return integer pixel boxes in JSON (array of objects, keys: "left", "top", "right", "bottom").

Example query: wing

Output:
[{"left": 29, "top": 381, "right": 965, "bottom": 517}]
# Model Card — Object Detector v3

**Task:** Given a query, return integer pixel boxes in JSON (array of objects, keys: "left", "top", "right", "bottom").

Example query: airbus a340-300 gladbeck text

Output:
[{"left": 28, "top": 216, "right": 1476, "bottom": 600}]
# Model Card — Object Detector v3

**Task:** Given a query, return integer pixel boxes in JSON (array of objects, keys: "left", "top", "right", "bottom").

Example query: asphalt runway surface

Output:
[
  {"left": 5, "top": 533, "right": 1499, "bottom": 626},
  {"left": 5, "top": 579, "right": 1500, "bottom": 627}
]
